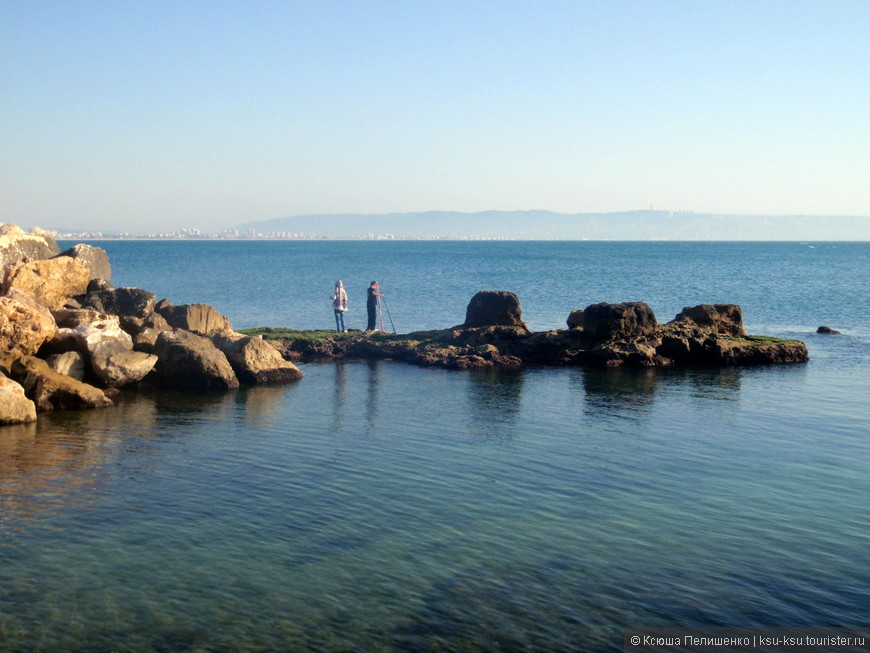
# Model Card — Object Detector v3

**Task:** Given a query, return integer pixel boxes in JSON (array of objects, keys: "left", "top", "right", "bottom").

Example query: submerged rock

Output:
[{"left": 817, "top": 325, "right": 842, "bottom": 334}]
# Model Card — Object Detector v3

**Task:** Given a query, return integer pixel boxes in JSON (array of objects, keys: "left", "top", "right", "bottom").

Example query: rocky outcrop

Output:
[
  {"left": 672, "top": 304, "right": 745, "bottom": 337},
  {"left": 0, "top": 291, "right": 57, "bottom": 372},
  {"left": 151, "top": 329, "right": 239, "bottom": 391},
  {"left": 817, "top": 326, "right": 841, "bottom": 334},
  {"left": 583, "top": 302, "right": 658, "bottom": 341},
  {"left": 0, "top": 373, "right": 37, "bottom": 424},
  {"left": 211, "top": 333, "right": 303, "bottom": 384},
  {"left": 57, "top": 244, "right": 111, "bottom": 282},
  {"left": 0, "top": 225, "right": 60, "bottom": 270},
  {"left": 262, "top": 295, "right": 808, "bottom": 371},
  {"left": 156, "top": 301, "right": 234, "bottom": 336},
  {"left": 2, "top": 256, "right": 91, "bottom": 309},
  {"left": 462, "top": 291, "right": 528, "bottom": 329},
  {"left": 11, "top": 356, "right": 112, "bottom": 411}
]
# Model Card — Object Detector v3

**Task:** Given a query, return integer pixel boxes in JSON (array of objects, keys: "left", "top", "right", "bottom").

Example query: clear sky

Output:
[{"left": 2, "top": 0, "right": 868, "bottom": 232}]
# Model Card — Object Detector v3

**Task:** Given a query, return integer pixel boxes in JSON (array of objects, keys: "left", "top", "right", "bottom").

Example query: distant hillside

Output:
[{"left": 236, "top": 211, "right": 870, "bottom": 240}]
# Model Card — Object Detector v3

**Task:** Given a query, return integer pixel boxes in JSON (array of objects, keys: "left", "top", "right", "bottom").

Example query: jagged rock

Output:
[
  {"left": 132, "top": 312, "right": 172, "bottom": 352},
  {"left": 50, "top": 317, "right": 132, "bottom": 354},
  {"left": 50, "top": 307, "right": 113, "bottom": 329},
  {"left": 45, "top": 351, "right": 87, "bottom": 381},
  {"left": 87, "top": 278, "right": 115, "bottom": 293},
  {"left": 2, "top": 256, "right": 91, "bottom": 309},
  {"left": 462, "top": 291, "right": 528, "bottom": 329},
  {"left": 0, "top": 290, "right": 57, "bottom": 372},
  {"left": 566, "top": 310, "right": 585, "bottom": 329},
  {"left": 211, "top": 333, "right": 303, "bottom": 384},
  {"left": 672, "top": 304, "right": 745, "bottom": 337},
  {"left": 57, "top": 244, "right": 111, "bottom": 282},
  {"left": 78, "top": 287, "right": 156, "bottom": 333},
  {"left": 0, "top": 373, "right": 37, "bottom": 424},
  {"left": 89, "top": 340, "right": 158, "bottom": 387},
  {"left": 817, "top": 326, "right": 842, "bottom": 334},
  {"left": 583, "top": 302, "right": 658, "bottom": 341},
  {"left": 151, "top": 329, "right": 239, "bottom": 390},
  {"left": 156, "top": 301, "right": 234, "bottom": 336},
  {"left": 11, "top": 356, "right": 112, "bottom": 411},
  {"left": 0, "top": 224, "right": 60, "bottom": 270}
]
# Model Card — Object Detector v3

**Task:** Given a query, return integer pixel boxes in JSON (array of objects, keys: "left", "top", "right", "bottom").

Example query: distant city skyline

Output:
[{"left": 3, "top": 2, "right": 869, "bottom": 234}]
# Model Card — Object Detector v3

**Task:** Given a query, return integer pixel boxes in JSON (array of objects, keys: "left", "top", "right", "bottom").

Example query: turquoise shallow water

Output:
[{"left": 1, "top": 241, "right": 868, "bottom": 651}]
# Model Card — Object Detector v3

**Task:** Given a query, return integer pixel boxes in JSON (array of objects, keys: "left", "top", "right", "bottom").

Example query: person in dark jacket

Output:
[{"left": 366, "top": 281, "right": 383, "bottom": 331}]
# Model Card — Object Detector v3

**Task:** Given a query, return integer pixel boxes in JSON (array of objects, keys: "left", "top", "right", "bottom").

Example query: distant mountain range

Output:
[{"left": 236, "top": 210, "right": 870, "bottom": 240}]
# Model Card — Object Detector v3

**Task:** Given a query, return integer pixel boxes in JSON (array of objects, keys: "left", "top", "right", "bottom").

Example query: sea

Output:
[{"left": 1, "top": 240, "right": 868, "bottom": 652}]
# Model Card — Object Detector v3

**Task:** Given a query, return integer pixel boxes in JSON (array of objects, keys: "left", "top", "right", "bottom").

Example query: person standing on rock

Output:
[
  {"left": 331, "top": 280, "right": 348, "bottom": 332},
  {"left": 366, "top": 281, "right": 384, "bottom": 331}
]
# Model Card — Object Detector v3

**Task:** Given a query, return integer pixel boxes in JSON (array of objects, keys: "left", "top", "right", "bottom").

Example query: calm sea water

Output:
[{"left": 1, "top": 241, "right": 868, "bottom": 652}]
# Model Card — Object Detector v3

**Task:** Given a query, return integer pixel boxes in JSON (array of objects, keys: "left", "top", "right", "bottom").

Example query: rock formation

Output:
[
  {"left": 461, "top": 291, "right": 528, "bottom": 329},
  {"left": 264, "top": 297, "right": 809, "bottom": 371},
  {"left": 0, "top": 223, "right": 302, "bottom": 424}
]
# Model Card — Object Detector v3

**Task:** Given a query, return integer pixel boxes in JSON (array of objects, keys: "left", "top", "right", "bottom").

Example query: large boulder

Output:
[
  {"left": 212, "top": 333, "right": 303, "bottom": 384},
  {"left": 671, "top": 304, "right": 745, "bottom": 337},
  {"left": 50, "top": 307, "right": 113, "bottom": 329},
  {"left": 56, "top": 244, "right": 111, "bottom": 282},
  {"left": 156, "top": 301, "right": 234, "bottom": 336},
  {"left": 0, "top": 290, "right": 57, "bottom": 371},
  {"left": 11, "top": 356, "right": 112, "bottom": 411},
  {"left": 583, "top": 302, "right": 658, "bottom": 341},
  {"left": 0, "top": 224, "right": 60, "bottom": 270},
  {"left": 151, "top": 329, "right": 239, "bottom": 391},
  {"left": 49, "top": 317, "right": 155, "bottom": 387},
  {"left": 89, "top": 340, "right": 158, "bottom": 388},
  {"left": 2, "top": 256, "right": 91, "bottom": 309},
  {"left": 462, "top": 291, "right": 528, "bottom": 329},
  {"left": 0, "top": 373, "right": 37, "bottom": 424},
  {"left": 78, "top": 287, "right": 156, "bottom": 332}
]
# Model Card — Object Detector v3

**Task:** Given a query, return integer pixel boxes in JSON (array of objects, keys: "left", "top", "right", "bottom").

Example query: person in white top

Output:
[{"left": 331, "top": 280, "right": 348, "bottom": 332}]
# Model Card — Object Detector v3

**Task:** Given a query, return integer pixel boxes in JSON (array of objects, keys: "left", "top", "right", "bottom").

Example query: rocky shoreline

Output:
[
  {"left": 0, "top": 226, "right": 808, "bottom": 426},
  {"left": 249, "top": 290, "right": 809, "bottom": 371},
  {"left": 0, "top": 225, "right": 302, "bottom": 425}
]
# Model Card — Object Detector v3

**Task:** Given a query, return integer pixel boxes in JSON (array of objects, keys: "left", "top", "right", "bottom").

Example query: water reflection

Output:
[
  {"left": 578, "top": 366, "right": 743, "bottom": 422},
  {"left": 331, "top": 362, "right": 348, "bottom": 432},
  {"left": 464, "top": 369, "right": 525, "bottom": 441},
  {"left": 0, "top": 385, "right": 296, "bottom": 528},
  {"left": 364, "top": 360, "right": 380, "bottom": 433}
]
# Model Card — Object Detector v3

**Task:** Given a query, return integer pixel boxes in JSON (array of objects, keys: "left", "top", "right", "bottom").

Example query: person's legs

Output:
[
  {"left": 367, "top": 305, "right": 376, "bottom": 330},
  {"left": 338, "top": 310, "right": 346, "bottom": 331},
  {"left": 335, "top": 309, "right": 342, "bottom": 332}
]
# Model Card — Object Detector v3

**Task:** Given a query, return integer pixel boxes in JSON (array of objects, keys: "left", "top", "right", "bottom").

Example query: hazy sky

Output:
[{"left": 2, "top": 1, "right": 868, "bottom": 232}]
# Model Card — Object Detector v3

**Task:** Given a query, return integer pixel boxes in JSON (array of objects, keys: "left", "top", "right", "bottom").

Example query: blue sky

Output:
[{"left": 2, "top": 0, "right": 868, "bottom": 232}]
